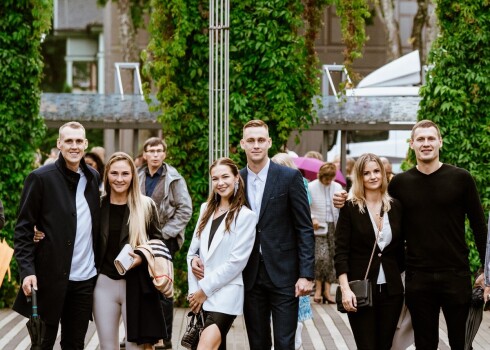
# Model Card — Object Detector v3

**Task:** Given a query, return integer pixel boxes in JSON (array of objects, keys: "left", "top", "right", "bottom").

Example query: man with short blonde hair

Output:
[{"left": 13, "top": 121, "right": 101, "bottom": 349}]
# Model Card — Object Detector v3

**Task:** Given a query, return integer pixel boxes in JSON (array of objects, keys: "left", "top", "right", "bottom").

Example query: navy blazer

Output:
[
  {"left": 240, "top": 161, "right": 315, "bottom": 289},
  {"left": 334, "top": 199, "right": 405, "bottom": 296}
]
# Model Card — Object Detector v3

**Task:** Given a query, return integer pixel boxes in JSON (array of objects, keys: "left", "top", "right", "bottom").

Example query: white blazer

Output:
[{"left": 187, "top": 203, "right": 256, "bottom": 315}]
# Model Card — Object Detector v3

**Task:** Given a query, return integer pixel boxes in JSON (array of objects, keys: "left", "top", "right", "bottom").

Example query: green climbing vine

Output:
[
  {"left": 415, "top": 0, "right": 490, "bottom": 274},
  {"left": 0, "top": 0, "right": 52, "bottom": 307}
]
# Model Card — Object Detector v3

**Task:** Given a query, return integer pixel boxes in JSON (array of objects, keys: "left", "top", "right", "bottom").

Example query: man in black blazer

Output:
[
  {"left": 239, "top": 120, "right": 315, "bottom": 349},
  {"left": 13, "top": 122, "right": 101, "bottom": 349}
]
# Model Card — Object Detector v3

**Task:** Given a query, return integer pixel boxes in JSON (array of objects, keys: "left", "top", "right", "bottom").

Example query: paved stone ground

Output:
[{"left": 2, "top": 298, "right": 490, "bottom": 349}]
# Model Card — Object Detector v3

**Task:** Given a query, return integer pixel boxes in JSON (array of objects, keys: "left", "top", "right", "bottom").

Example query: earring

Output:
[
  {"left": 214, "top": 192, "right": 218, "bottom": 202},
  {"left": 234, "top": 182, "right": 239, "bottom": 196}
]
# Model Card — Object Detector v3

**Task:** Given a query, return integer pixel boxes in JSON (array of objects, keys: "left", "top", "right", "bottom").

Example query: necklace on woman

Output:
[
  {"left": 366, "top": 203, "right": 381, "bottom": 217},
  {"left": 366, "top": 202, "right": 384, "bottom": 239},
  {"left": 217, "top": 206, "right": 229, "bottom": 213}
]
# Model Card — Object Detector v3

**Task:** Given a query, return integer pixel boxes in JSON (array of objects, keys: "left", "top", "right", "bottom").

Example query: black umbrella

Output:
[
  {"left": 465, "top": 286, "right": 486, "bottom": 350},
  {"left": 26, "top": 288, "right": 45, "bottom": 350}
]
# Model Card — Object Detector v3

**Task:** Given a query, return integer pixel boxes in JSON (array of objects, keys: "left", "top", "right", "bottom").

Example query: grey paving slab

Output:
[{"left": 2, "top": 298, "right": 490, "bottom": 350}]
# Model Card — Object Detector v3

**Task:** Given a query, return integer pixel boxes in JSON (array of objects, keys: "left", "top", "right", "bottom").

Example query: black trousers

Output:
[
  {"left": 42, "top": 276, "right": 96, "bottom": 350},
  {"left": 347, "top": 284, "right": 403, "bottom": 350},
  {"left": 160, "top": 237, "right": 179, "bottom": 340},
  {"left": 243, "top": 260, "right": 298, "bottom": 350},
  {"left": 405, "top": 269, "right": 472, "bottom": 350},
  {"left": 160, "top": 296, "right": 173, "bottom": 340}
]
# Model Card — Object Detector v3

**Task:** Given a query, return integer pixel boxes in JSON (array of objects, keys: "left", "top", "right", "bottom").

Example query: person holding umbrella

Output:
[
  {"left": 468, "top": 217, "right": 490, "bottom": 349},
  {"left": 32, "top": 152, "right": 167, "bottom": 349},
  {"left": 479, "top": 214, "right": 490, "bottom": 303},
  {"left": 13, "top": 122, "right": 101, "bottom": 349},
  {"left": 294, "top": 153, "right": 347, "bottom": 187}
]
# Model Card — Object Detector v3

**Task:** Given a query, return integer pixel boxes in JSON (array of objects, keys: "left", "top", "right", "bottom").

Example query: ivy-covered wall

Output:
[
  {"left": 0, "top": 0, "right": 51, "bottom": 306},
  {"left": 417, "top": 0, "right": 490, "bottom": 273},
  {"left": 143, "top": 0, "right": 331, "bottom": 304}
]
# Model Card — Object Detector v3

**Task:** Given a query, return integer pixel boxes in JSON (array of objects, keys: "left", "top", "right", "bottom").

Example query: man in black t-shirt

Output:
[{"left": 335, "top": 120, "right": 489, "bottom": 349}]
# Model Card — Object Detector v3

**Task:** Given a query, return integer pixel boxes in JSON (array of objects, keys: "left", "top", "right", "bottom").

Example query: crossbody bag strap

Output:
[{"left": 363, "top": 207, "right": 384, "bottom": 281}]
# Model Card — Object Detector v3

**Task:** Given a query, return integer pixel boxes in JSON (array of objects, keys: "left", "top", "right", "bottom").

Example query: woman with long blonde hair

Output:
[
  {"left": 187, "top": 157, "right": 256, "bottom": 350},
  {"left": 94, "top": 152, "right": 165, "bottom": 349},
  {"left": 334, "top": 153, "right": 405, "bottom": 349}
]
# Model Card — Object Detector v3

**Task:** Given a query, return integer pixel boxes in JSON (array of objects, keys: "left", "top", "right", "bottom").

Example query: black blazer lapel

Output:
[
  {"left": 360, "top": 206, "right": 378, "bottom": 246},
  {"left": 240, "top": 168, "right": 252, "bottom": 209},
  {"left": 98, "top": 198, "right": 111, "bottom": 268}
]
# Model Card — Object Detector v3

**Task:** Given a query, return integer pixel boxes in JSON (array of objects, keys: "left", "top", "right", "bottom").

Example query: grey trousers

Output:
[{"left": 93, "top": 274, "right": 143, "bottom": 350}]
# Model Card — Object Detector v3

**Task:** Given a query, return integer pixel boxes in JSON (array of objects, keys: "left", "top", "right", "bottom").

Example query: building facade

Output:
[{"left": 46, "top": 0, "right": 420, "bottom": 158}]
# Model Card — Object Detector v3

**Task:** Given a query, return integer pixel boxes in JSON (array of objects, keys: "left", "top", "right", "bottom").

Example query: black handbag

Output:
[
  {"left": 181, "top": 311, "right": 205, "bottom": 350},
  {"left": 471, "top": 286, "right": 484, "bottom": 307},
  {"left": 471, "top": 285, "right": 490, "bottom": 310},
  {"left": 336, "top": 279, "right": 372, "bottom": 313},
  {"left": 336, "top": 208, "right": 384, "bottom": 313}
]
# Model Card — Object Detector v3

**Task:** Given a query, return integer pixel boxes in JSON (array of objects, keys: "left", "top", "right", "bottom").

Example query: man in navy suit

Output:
[{"left": 239, "top": 120, "right": 315, "bottom": 349}]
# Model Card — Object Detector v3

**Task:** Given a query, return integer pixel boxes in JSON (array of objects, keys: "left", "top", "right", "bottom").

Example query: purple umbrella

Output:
[{"left": 292, "top": 157, "right": 347, "bottom": 186}]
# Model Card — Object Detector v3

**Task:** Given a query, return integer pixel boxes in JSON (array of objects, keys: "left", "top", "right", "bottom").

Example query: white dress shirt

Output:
[
  {"left": 367, "top": 211, "right": 392, "bottom": 285},
  {"left": 246, "top": 159, "right": 270, "bottom": 218}
]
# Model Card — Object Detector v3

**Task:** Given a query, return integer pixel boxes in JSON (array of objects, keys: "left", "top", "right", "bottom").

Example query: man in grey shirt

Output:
[{"left": 138, "top": 137, "right": 192, "bottom": 349}]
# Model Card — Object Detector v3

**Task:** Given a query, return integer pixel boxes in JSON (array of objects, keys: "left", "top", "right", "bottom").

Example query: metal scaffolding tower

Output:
[{"left": 208, "top": 0, "right": 230, "bottom": 165}]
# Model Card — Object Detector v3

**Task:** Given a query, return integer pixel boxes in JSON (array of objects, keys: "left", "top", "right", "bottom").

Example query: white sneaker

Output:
[{"left": 295, "top": 322, "right": 303, "bottom": 350}]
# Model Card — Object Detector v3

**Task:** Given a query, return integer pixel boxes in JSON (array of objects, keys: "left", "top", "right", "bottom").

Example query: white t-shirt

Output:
[{"left": 69, "top": 169, "right": 97, "bottom": 281}]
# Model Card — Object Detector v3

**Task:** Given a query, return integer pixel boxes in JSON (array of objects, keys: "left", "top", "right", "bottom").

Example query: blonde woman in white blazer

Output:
[
  {"left": 187, "top": 158, "right": 256, "bottom": 350},
  {"left": 308, "top": 162, "right": 342, "bottom": 304}
]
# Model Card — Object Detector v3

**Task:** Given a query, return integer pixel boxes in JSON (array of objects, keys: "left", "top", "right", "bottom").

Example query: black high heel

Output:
[{"left": 323, "top": 295, "right": 336, "bottom": 304}]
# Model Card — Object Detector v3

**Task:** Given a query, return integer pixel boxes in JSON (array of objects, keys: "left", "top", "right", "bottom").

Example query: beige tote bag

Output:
[{"left": 0, "top": 239, "right": 14, "bottom": 288}]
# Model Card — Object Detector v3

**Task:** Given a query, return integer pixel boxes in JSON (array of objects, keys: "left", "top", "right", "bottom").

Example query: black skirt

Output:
[{"left": 202, "top": 310, "right": 236, "bottom": 350}]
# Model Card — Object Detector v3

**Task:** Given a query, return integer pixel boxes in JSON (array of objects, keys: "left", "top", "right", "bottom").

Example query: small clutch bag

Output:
[{"left": 114, "top": 244, "right": 134, "bottom": 275}]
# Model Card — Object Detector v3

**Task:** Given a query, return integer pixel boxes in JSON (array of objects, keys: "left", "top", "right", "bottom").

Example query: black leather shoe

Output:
[{"left": 120, "top": 340, "right": 126, "bottom": 348}]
